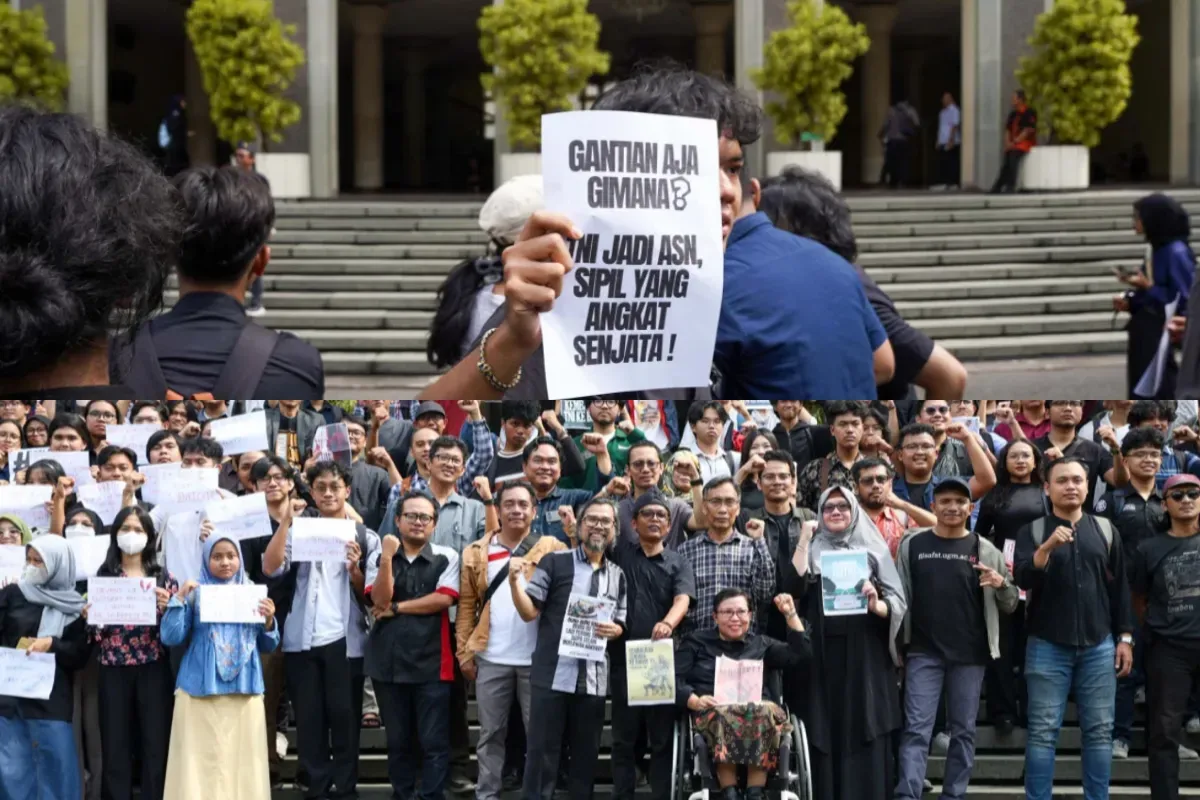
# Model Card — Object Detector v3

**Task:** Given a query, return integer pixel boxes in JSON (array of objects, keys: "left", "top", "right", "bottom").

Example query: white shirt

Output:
[
  {"left": 309, "top": 561, "right": 350, "bottom": 649},
  {"left": 479, "top": 543, "right": 538, "bottom": 666},
  {"left": 938, "top": 104, "right": 961, "bottom": 147}
]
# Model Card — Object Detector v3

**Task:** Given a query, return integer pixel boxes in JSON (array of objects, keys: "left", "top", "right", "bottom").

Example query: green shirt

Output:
[{"left": 559, "top": 427, "right": 647, "bottom": 490}]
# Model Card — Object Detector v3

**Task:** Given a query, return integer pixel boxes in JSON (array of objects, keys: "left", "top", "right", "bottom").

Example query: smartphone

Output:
[{"left": 1112, "top": 264, "right": 1140, "bottom": 278}]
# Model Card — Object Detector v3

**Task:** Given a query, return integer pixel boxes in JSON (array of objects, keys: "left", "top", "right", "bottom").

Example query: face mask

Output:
[
  {"left": 117, "top": 532, "right": 148, "bottom": 555},
  {"left": 22, "top": 565, "right": 49, "bottom": 585},
  {"left": 65, "top": 524, "right": 94, "bottom": 538}
]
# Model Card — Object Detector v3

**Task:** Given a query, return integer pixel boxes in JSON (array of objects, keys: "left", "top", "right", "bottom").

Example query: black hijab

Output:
[{"left": 1135, "top": 193, "right": 1192, "bottom": 252}]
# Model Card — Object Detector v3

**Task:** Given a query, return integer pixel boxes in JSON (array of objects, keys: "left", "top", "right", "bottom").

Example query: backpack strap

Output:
[
  {"left": 723, "top": 451, "right": 736, "bottom": 478},
  {"left": 1093, "top": 515, "right": 1115, "bottom": 554},
  {"left": 481, "top": 532, "right": 543, "bottom": 607},
  {"left": 115, "top": 327, "right": 170, "bottom": 398},
  {"left": 818, "top": 457, "right": 834, "bottom": 494},
  {"left": 212, "top": 323, "right": 281, "bottom": 398},
  {"left": 1175, "top": 448, "right": 1189, "bottom": 476},
  {"left": 1030, "top": 517, "right": 1048, "bottom": 547}
]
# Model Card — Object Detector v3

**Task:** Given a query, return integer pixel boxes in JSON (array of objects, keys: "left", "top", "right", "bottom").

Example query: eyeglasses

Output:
[
  {"left": 87, "top": 411, "right": 117, "bottom": 422},
  {"left": 591, "top": 400, "right": 619, "bottom": 408},
  {"left": 716, "top": 608, "right": 751, "bottom": 618},
  {"left": 582, "top": 515, "right": 614, "bottom": 530},
  {"left": 903, "top": 443, "right": 936, "bottom": 452},
  {"left": 401, "top": 512, "right": 435, "bottom": 524},
  {"left": 922, "top": 406, "right": 949, "bottom": 416},
  {"left": 629, "top": 460, "right": 661, "bottom": 471},
  {"left": 858, "top": 474, "right": 891, "bottom": 486},
  {"left": 433, "top": 453, "right": 464, "bottom": 467},
  {"left": 704, "top": 497, "right": 739, "bottom": 508},
  {"left": 823, "top": 502, "right": 851, "bottom": 514},
  {"left": 313, "top": 483, "right": 346, "bottom": 494},
  {"left": 258, "top": 474, "right": 288, "bottom": 485},
  {"left": 347, "top": 430, "right": 366, "bottom": 439},
  {"left": 1168, "top": 489, "right": 1200, "bottom": 501},
  {"left": 1127, "top": 450, "right": 1162, "bottom": 461},
  {"left": 637, "top": 509, "right": 669, "bottom": 521},
  {"left": 697, "top": 417, "right": 722, "bottom": 427},
  {"left": 0, "top": 400, "right": 24, "bottom": 408}
]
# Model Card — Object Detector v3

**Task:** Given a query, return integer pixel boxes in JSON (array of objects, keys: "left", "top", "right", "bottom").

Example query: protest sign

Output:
[
  {"left": 743, "top": 401, "right": 779, "bottom": 431},
  {"left": 0, "top": 545, "right": 24, "bottom": 585},
  {"left": 155, "top": 469, "right": 221, "bottom": 514},
  {"left": 625, "top": 639, "right": 675, "bottom": 706},
  {"left": 713, "top": 656, "right": 763, "bottom": 705},
  {"left": 200, "top": 584, "right": 267, "bottom": 624},
  {"left": 205, "top": 494, "right": 271, "bottom": 542},
  {"left": 208, "top": 411, "right": 269, "bottom": 457},
  {"left": 952, "top": 416, "right": 981, "bottom": 436},
  {"left": 557, "top": 592, "right": 615, "bottom": 662},
  {"left": 12, "top": 448, "right": 93, "bottom": 487},
  {"left": 164, "top": 513, "right": 204, "bottom": 585},
  {"left": 819, "top": 549, "right": 871, "bottom": 616},
  {"left": 0, "top": 648, "right": 56, "bottom": 700},
  {"left": 0, "top": 484, "right": 52, "bottom": 531},
  {"left": 87, "top": 577, "right": 157, "bottom": 627},
  {"left": 560, "top": 400, "right": 591, "bottom": 431},
  {"left": 67, "top": 535, "right": 111, "bottom": 579},
  {"left": 540, "top": 111, "right": 723, "bottom": 398},
  {"left": 291, "top": 517, "right": 356, "bottom": 563},
  {"left": 77, "top": 481, "right": 126, "bottom": 526},
  {"left": 102, "top": 424, "right": 162, "bottom": 465},
  {"left": 313, "top": 424, "right": 353, "bottom": 469},
  {"left": 1002, "top": 540, "right": 1026, "bottom": 602},
  {"left": 139, "top": 462, "right": 183, "bottom": 507}
]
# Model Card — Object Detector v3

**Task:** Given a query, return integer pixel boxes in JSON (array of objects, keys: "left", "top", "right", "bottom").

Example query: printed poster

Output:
[
  {"left": 819, "top": 549, "right": 871, "bottom": 616},
  {"left": 713, "top": 655, "right": 763, "bottom": 705},
  {"left": 313, "top": 423, "right": 353, "bottom": 469},
  {"left": 625, "top": 638, "right": 675, "bottom": 706},
  {"left": 557, "top": 591, "right": 615, "bottom": 662},
  {"left": 540, "top": 111, "right": 723, "bottom": 398},
  {"left": 0, "top": 647, "right": 55, "bottom": 700},
  {"left": 560, "top": 400, "right": 591, "bottom": 431},
  {"left": 87, "top": 577, "right": 157, "bottom": 627}
]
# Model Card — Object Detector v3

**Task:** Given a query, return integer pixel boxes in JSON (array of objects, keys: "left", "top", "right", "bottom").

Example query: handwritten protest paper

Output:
[
  {"left": 164, "top": 513, "right": 204, "bottom": 585},
  {"left": 155, "top": 469, "right": 221, "bottom": 514},
  {"left": 540, "top": 111, "right": 723, "bottom": 398},
  {"left": 205, "top": 494, "right": 271, "bottom": 542},
  {"left": 819, "top": 549, "right": 871, "bottom": 616},
  {"left": 208, "top": 411, "right": 269, "bottom": 457},
  {"left": 87, "top": 577, "right": 157, "bottom": 627},
  {"left": 77, "top": 481, "right": 126, "bottom": 526},
  {"left": 952, "top": 416, "right": 981, "bottom": 436},
  {"left": 0, "top": 647, "right": 56, "bottom": 700},
  {"left": 68, "top": 535, "right": 111, "bottom": 578},
  {"left": 0, "top": 545, "right": 24, "bottom": 585},
  {"left": 1002, "top": 540, "right": 1026, "bottom": 602},
  {"left": 713, "top": 656, "right": 763, "bottom": 705},
  {"left": 0, "top": 484, "right": 52, "bottom": 531},
  {"left": 12, "top": 448, "right": 93, "bottom": 486},
  {"left": 139, "top": 462, "right": 182, "bottom": 506},
  {"left": 313, "top": 424, "right": 353, "bottom": 469},
  {"left": 625, "top": 639, "right": 675, "bottom": 706},
  {"left": 557, "top": 592, "right": 615, "bottom": 662},
  {"left": 200, "top": 584, "right": 267, "bottom": 624},
  {"left": 103, "top": 424, "right": 162, "bottom": 465},
  {"left": 291, "top": 517, "right": 356, "bottom": 562}
]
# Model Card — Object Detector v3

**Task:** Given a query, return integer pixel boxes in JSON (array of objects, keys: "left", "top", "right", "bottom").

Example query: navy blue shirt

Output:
[{"left": 715, "top": 213, "right": 886, "bottom": 399}]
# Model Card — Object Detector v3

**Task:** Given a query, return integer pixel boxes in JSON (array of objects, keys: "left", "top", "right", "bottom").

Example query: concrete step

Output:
[
  {"left": 283, "top": 329, "right": 428, "bottom": 350},
  {"left": 163, "top": 290, "right": 438, "bottom": 311},
  {"left": 866, "top": 260, "right": 1131, "bottom": 284},
  {"left": 168, "top": 274, "right": 448, "bottom": 292},
  {"left": 276, "top": 202, "right": 481, "bottom": 218},
  {"left": 272, "top": 229, "right": 488, "bottom": 245},
  {"left": 849, "top": 202, "right": 1200, "bottom": 225},
  {"left": 275, "top": 216, "right": 480, "bottom": 231},
  {"left": 895, "top": 292, "right": 1114, "bottom": 320},
  {"left": 271, "top": 243, "right": 481, "bottom": 260},
  {"left": 320, "top": 351, "right": 439, "bottom": 375},
  {"left": 880, "top": 275, "right": 1119, "bottom": 302},
  {"left": 857, "top": 229, "right": 1143, "bottom": 253},
  {"left": 853, "top": 216, "right": 1135, "bottom": 238},
  {"left": 858, "top": 243, "right": 1145, "bottom": 267},
  {"left": 266, "top": 258, "right": 459, "bottom": 275},
  {"left": 261, "top": 309, "right": 432, "bottom": 329},
  {"left": 913, "top": 311, "right": 1125, "bottom": 338},
  {"left": 943, "top": 330, "right": 1126, "bottom": 359}
]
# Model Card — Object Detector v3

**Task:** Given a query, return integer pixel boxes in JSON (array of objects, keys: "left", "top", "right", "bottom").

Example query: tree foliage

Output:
[
  {"left": 186, "top": 0, "right": 305, "bottom": 146},
  {"left": 0, "top": 3, "right": 68, "bottom": 111},
  {"left": 1016, "top": 0, "right": 1139, "bottom": 147},
  {"left": 479, "top": 0, "right": 610, "bottom": 150},
  {"left": 752, "top": 0, "right": 869, "bottom": 146}
]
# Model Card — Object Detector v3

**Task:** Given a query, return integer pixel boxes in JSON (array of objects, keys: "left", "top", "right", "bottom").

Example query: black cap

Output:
[
  {"left": 932, "top": 477, "right": 972, "bottom": 498},
  {"left": 632, "top": 491, "right": 671, "bottom": 517},
  {"left": 414, "top": 401, "right": 446, "bottom": 421}
]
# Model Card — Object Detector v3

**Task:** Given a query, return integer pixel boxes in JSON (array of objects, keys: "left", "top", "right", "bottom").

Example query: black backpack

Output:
[{"left": 114, "top": 323, "right": 281, "bottom": 400}]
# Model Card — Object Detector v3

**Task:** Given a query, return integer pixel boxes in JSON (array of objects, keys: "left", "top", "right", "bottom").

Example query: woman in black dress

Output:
[
  {"left": 736, "top": 430, "right": 779, "bottom": 512},
  {"left": 791, "top": 486, "right": 906, "bottom": 800},
  {"left": 974, "top": 440, "right": 1046, "bottom": 732}
]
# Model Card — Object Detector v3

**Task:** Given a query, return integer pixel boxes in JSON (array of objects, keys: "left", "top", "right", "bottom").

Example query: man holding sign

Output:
[{"left": 509, "top": 497, "right": 627, "bottom": 800}]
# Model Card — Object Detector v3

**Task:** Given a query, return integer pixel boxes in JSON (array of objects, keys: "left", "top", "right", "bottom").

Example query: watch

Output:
[
  {"left": 1119, "top": 633, "right": 1134, "bottom": 646},
  {"left": 690, "top": 478, "right": 703, "bottom": 488}
]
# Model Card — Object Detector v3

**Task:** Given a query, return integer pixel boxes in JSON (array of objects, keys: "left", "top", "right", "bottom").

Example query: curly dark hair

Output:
[
  {"left": 174, "top": 166, "right": 275, "bottom": 284},
  {"left": 0, "top": 105, "right": 180, "bottom": 383},
  {"left": 758, "top": 166, "right": 858, "bottom": 263}
]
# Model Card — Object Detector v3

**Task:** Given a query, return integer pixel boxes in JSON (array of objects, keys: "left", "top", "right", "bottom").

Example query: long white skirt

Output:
[{"left": 163, "top": 689, "right": 271, "bottom": 800}]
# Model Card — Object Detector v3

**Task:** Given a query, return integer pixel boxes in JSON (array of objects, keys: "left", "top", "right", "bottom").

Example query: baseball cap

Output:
[
  {"left": 932, "top": 477, "right": 972, "bottom": 498},
  {"left": 1163, "top": 474, "right": 1200, "bottom": 492},
  {"left": 413, "top": 401, "right": 446, "bottom": 421}
]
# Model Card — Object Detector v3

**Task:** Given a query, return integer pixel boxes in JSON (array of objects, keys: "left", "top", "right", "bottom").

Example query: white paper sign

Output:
[
  {"left": 164, "top": 513, "right": 204, "bottom": 585},
  {"left": 313, "top": 424, "right": 353, "bottom": 469},
  {"left": 0, "top": 484, "right": 52, "bottom": 531},
  {"left": 291, "top": 517, "right": 356, "bottom": 562},
  {"left": 199, "top": 583, "right": 267, "bottom": 624},
  {"left": 12, "top": 448, "right": 93, "bottom": 486},
  {"left": 540, "top": 111, "right": 723, "bottom": 398},
  {"left": 103, "top": 424, "right": 162, "bottom": 465},
  {"left": 67, "top": 535, "right": 111, "bottom": 579},
  {"left": 1002, "top": 539, "right": 1026, "bottom": 602},
  {"left": 77, "top": 481, "right": 126, "bottom": 526},
  {"left": 205, "top": 494, "right": 272, "bottom": 542},
  {"left": 155, "top": 469, "right": 221, "bottom": 514},
  {"left": 0, "top": 545, "right": 24, "bottom": 585},
  {"left": 208, "top": 411, "right": 269, "bottom": 456},
  {"left": 952, "top": 416, "right": 981, "bottom": 436},
  {"left": 713, "top": 656, "right": 763, "bottom": 705},
  {"left": 0, "top": 647, "right": 56, "bottom": 700},
  {"left": 87, "top": 577, "right": 157, "bottom": 626},
  {"left": 139, "top": 462, "right": 183, "bottom": 507},
  {"left": 557, "top": 591, "right": 615, "bottom": 661}
]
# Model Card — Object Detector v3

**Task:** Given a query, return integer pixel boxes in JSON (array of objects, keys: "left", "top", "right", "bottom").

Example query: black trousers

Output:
[
  {"left": 376, "top": 680, "right": 451, "bottom": 800},
  {"left": 1147, "top": 637, "right": 1200, "bottom": 800},
  {"left": 610, "top": 689, "right": 675, "bottom": 799},
  {"left": 522, "top": 685, "right": 606, "bottom": 800},
  {"left": 935, "top": 146, "right": 960, "bottom": 186},
  {"left": 882, "top": 140, "right": 911, "bottom": 188},
  {"left": 285, "top": 638, "right": 357, "bottom": 799},
  {"left": 346, "top": 657, "right": 366, "bottom": 797},
  {"left": 985, "top": 608, "right": 1028, "bottom": 725},
  {"left": 991, "top": 149, "right": 1027, "bottom": 192},
  {"left": 97, "top": 659, "right": 173, "bottom": 800},
  {"left": 450, "top": 655, "right": 471, "bottom": 781}
]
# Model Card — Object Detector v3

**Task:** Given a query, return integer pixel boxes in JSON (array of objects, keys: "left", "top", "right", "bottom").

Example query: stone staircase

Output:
[
  {"left": 267, "top": 696, "right": 1200, "bottom": 798},
  {"left": 163, "top": 189, "right": 1200, "bottom": 382}
]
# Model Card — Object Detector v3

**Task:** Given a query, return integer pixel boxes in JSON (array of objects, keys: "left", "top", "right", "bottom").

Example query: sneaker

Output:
[
  {"left": 1187, "top": 716, "right": 1200, "bottom": 735},
  {"left": 1181, "top": 744, "right": 1200, "bottom": 760},
  {"left": 245, "top": 304, "right": 266, "bottom": 317},
  {"left": 931, "top": 731, "right": 950, "bottom": 755},
  {"left": 923, "top": 779, "right": 934, "bottom": 794},
  {"left": 275, "top": 731, "right": 288, "bottom": 759},
  {"left": 449, "top": 776, "right": 476, "bottom": 793},
  {"left": 1135, "top": 686, "right": 1146, "bottom": 705},
  {"left": 502, "top": 772, "right": 523, "bottom": 792},
  {"left": 1112, "top": 739, "right": 1130, "bottom": 759},
  {"left": 994, "top": 717, "right": 1015, "bottom": 737}
]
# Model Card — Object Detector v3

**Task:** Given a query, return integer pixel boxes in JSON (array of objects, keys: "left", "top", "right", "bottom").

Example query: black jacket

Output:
[
  {"left": 265, "top": 407, "right": 324, "bottom": 465},
  {"left": 674, "top": 626, "right": 811, "bottom": 709},
  {"left": 0, "top": 586, "right": 91, "bottom": 722}
]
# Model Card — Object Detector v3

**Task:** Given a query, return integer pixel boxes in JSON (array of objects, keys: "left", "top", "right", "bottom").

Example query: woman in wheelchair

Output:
[{"left": 675, "top": 588, "right": 811, "bottom": 800}]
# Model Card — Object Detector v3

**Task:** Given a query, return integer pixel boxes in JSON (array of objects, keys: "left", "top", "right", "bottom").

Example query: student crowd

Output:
[{"left": 1, "top": 398, "right": 1199, "bottom": 800}]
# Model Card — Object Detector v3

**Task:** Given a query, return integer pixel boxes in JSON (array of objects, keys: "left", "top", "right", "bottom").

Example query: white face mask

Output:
[
  {"left": 116, "top": 532, "right": 148, "bottom": 555},
  {"left": 22, "top": 565, "right": 49, "bottom": 585},
  {"left": 64, "top": 524, "right": 94, "bottom": 539}
]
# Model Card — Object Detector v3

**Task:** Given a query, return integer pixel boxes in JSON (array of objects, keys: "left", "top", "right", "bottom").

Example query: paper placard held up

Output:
[
  {"left": 76, "top": 481, "right": 127, "bottom": 526},
  {"left": 0, "top": 545, "right": 24, "bottom": 585},
  {"left": 819, "top": 549, "right": 871, "bottom": 616},
  {"left": 103, "top": 424, "right": 162, "bottom": 465},
  {"left": 625, "top": 639, "right": 675, "bottom": 706},
  {"left": 139, "top": 462, "right": 183, "bottom": 507},
  {"left": 205, "top": 493, "right": 272, "bottom": 542},
  {"left": 200, "top": 584, "right": 267, "bottom": 624},
  {"left": 557, "top": 592, "right": 615, "bottom": 662},
  {"left": 12, "top": 448, "right": 93, "bottom": 487},
  {"left": 68, "top": 535, "right": 111, "bottom": 579},
  {"left": 291, "top": 517, "right": 356, "bottom": 563},
  {"left": 164, "top": 513, "right": 204, "bottom": 585},
  {"left": 713, "top": 656, "right": 763, "bottom": 705},
  {"left": 0, "top": 647, "right": 56, "bottom": 700},
  {"left": 313, "top": 424, "right": 353, "bottom": 469},
  {"left": 0, "top": 484, "right": 52, "bottom": 531},
  {"left": 155, "top": 469, "right": 221, "bottom": 514},
  {"left": 540, "top": 111, "right": 723, "bottom": 398},
  {"left": 208, "top": 411, "right": 269, "bottom": 456},
  {"left": 87, "top": 577, "right": 158, "bottom": 627}
]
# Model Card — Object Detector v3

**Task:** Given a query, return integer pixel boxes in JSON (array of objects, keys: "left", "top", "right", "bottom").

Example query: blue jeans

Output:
[
  {"left": 1024, "top": 636, "right": 1117, "bottom": 800},
  {"left": 0, "top": 713, "right": 82, "bottom": 800},
  {"left": 249, "top": 275, "right": 264, "bottom": 308},
  {"left": 1114, "top": 625, "right": 1145, "bottom": 744},
  {"left": 376, "top": 680, "right": 450, "bottom": 800}
]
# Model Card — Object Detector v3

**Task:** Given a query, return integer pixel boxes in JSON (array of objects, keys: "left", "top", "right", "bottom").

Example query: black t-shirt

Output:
[
  {"left": 907, "top": 531, "right": 989, "bottom": 665},
  {"left": 1033, "top": 434, "right": 1114, "bottom": 511},
  {"left": 855, "top": 266, "right": 936, "bottom": 400},
  {"left": 906, "top": 480, "right": 932, "bottom": 512},
  {"left": 1132, "top": 532, "right": 1200, "bottom": 641},
  {"left": 976, "top": 483, "right": 1048, "bottom": 550}
]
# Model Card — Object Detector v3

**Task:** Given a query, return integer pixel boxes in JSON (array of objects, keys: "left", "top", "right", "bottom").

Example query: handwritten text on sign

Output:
[
  {"left": 0, "top": 484, "right": 52, "bottom": 531},
  {"left": 541, "top": 112, "right": 723, "bottom": 398},
  {"left": 713, "top": 656, "right": 763, "bottom": 705},
  {"left": 0, "top": 647, "right": 56, "bottom": 700},
  {"left": 199, "top": 584, "right": 267, "bottom": 624},
  {"left": 291, "top": 517, "right": 356, "bottom": 563},
  {"left": 87, "top": 577, "right": 157, "bottom": 627},
  {"left": 207, "top": 411, "right": 269, "bottom": 457}
]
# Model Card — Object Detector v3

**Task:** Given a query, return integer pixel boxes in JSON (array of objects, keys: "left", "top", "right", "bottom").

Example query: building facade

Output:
[{"left": 27, "top": 0, "right": 1200, "bottom": 196}]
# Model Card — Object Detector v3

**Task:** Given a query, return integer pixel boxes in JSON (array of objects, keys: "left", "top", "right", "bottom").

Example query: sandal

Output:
[{"left": 361, "top": 712, "right": 381, "bottom": 728}]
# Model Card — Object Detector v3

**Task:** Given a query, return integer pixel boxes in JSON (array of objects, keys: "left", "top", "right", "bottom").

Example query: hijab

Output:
[
  {"left": 1135, "top": 193, "right": 1193, "bottom": 253},
  {"left": 803, "top": 487, "right": 907, "bottom": 665},
  {"left": 0, "top": 513, "right": 33, "bottom": 545},
  {"left": 663, "top": 449, "right": 701, "bottom": 500},
  {"left": 19, "top": 535, "right": 86, "bottom": 637},
  {"left": 196, "top": 535, "right": 259, "bottom": 682}
]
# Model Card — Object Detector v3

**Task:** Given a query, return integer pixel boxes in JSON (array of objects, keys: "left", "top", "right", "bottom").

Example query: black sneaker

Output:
[
  {"left": 502, "top": 772, "right": 523, "bottom": 792},
  {"left": 449, "top": 776, "right": 476, "bottom": 794},
  {"left": 995, "top": 717, "right": 1015, "bottom": 737}
]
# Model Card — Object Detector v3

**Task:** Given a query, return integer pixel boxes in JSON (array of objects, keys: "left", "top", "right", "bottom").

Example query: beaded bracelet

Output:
[{"left": 477, "top": 327, "right": 523, "bottom": 392}]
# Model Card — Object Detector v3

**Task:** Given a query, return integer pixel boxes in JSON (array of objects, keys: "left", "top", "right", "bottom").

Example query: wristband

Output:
[{"left": 690, "top": 478, "right": 703, "bottom": 487}]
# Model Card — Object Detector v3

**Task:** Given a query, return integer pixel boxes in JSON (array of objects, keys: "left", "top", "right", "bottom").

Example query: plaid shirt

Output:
[
  {"left": 677, "top": 530, "right": 775, "bottom": 633},
  {"left": 387, "top": 419, "right": 496, "bottom": 505}
]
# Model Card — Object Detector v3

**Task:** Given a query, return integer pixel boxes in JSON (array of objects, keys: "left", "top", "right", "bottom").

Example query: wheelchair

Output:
[{"left": 670, "top": 671, "right": 812, "bottom": 800}]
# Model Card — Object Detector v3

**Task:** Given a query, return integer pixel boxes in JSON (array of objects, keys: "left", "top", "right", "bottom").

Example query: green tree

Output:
[
  {"left": 478, "top": 0, "right": 610, "bottom": 150},
  {"left": 0, "top": 3, "right": 68, "bottom": 110},
  {"left": 1016, "top": 0, "right": 1139, "bottom": 147},
  {"left": 752, "top": 0, "right": 870, "bottom": 146},
  {"left": 186, "top": 0, "right": 305, "bottom": 147}
]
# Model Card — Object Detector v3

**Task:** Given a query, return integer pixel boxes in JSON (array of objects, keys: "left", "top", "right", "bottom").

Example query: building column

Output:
[
  {"left": 1172, "top": 0, "right": 1191, "bottom": 183},
  {"left": 353, "top": 3, "right": 387, "bottom": 191},
  {"left": 403, "top": 49, "right": 427, "bottom": 189},
  {"left": 694, "top": 4, "right": 734, "bottom": 76},
  {"left": 1191, "top": 0, "right": 1200, "bottom": 183},
  {"left": 185, "top": 39, "right": 216, "bottom": 166},
  {"left": 735, "top": 0, "right": 766, "bottom": 177},
  {"left": 960, "top": 0, "right": 1002, "bottom": 189},
  {"left": 309, "top": 0, "right": 339, "bottom": 198},
  {"left": 858, "top": 3, "right": 897, "bottom": 184},
  {"left": 65, "top": 0, "right": 106, "bottom": 129}
]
